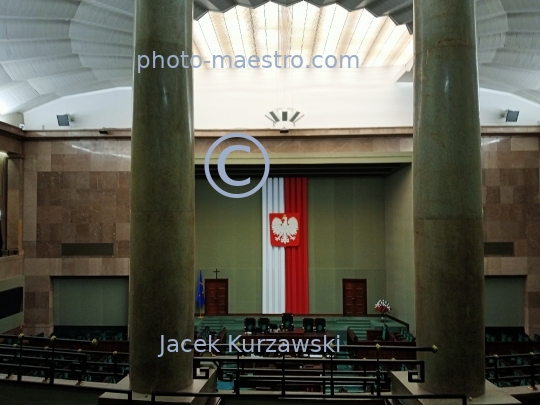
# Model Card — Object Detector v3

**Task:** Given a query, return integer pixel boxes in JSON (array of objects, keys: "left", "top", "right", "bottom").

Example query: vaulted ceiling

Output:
[{"left": 0, "top": 0, "right": 538, "bottom": 114}]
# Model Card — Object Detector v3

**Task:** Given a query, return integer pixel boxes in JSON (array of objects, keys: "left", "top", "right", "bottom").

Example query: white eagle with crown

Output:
[{"left": 271, "top": 214, "right": 299, "bottom": 245}]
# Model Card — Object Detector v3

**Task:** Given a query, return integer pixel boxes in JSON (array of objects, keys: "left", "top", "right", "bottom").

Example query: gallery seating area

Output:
[
  {"left": 0, "top": 334, "right": 129, "bottom": 384},
  {"left": 51, "top": 326, "right": 128, "bottom": 342},
  {"left": 2, "top": 324, "right": 539, "bottom": 400},
  {"left": 3, "top": 320, "right": 540, "bottom": 393}
]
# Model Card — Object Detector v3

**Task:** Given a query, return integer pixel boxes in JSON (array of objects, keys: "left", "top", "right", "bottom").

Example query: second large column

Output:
[
  {"left": 129, "top": 0, "right": 195, "bottom": 394},
  {"left": 414, "top": 0, "right": 485, "bottom": 397}
]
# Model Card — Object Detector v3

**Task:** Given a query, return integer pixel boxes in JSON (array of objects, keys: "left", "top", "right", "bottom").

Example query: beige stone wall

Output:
[
  {"left": 0, "top": 255, "right": 23, "bottom": 280},
  {"left": 16, "top": 134, "right": 540, "bottom": 335},
  {"left": 481, "top": 136, "right": 540, "bottom": 335},
  {"left": 22, "top": 140, "right": 131, "bottom": 334},
  {"left": 194, "top": 136, "right": 414, "bottom": 154},
  {"left": 0, "top": 129, "right": 25, "bottom": 332},
  {"left": 7, "top": 158, "right": 24, "bottom": 251}
]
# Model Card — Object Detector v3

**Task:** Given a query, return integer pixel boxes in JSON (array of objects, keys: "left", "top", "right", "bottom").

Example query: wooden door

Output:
[
  {"left": 343, "top": 279, "right": 367, "bottom": 316},
  {"left": 205, "top": 279, "right": 228, "bottom": 316}
]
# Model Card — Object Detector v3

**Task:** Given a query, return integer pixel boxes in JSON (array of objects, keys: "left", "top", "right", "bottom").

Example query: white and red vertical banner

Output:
[
  {"left": 262, "top": 178, "right": 285, "bottom": 314},
  {"left": 262, "top": 178, "right": 308, "bottom": 314},
  {"left": 284, "top": 178, "right": 308, "bottom": 314}
]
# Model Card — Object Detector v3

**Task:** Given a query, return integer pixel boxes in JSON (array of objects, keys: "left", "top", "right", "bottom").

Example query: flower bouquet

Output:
[{"left": 374, "top": 299, "right": 391, "bottom": 323}]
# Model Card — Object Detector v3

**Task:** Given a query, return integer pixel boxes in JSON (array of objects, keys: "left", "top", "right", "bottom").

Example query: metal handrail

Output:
[
  {"left": 151, "top": 392, "right": 467, "bottom": 404},
  {"left": 0, "top": 334, "right": 129, "bottom": 384},
  {"left": 0, "top": 334, "right": 128, "bottom": 355},
  {"left": 0, "top": 334, "right": 467, "bottom": 404},
  {"left": 486, "top": 352, "right": 539, "bottom": 389},
  {"left": 0, "top": 378, "right": 133, "bottom": 404},
  {"left": 152, "top": 342, "right": 466, "bottom": 404}
]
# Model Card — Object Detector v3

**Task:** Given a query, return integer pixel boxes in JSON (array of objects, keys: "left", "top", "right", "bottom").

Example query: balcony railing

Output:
[
  {"left": 486, "top": 352, "right": 540, "bottom": 389},
  {"left": 0, "top": 334, "right": 470, "bottom": 405},
  {"left": 153, "top": 342, "right": 467, "bottom": 404}
]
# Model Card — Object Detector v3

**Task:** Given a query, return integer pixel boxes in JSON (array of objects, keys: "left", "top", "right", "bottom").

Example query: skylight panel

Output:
[
  {"left": 335, "top": 9, "right": 364, "bottom": 58},
  {"left": 392, "top": 37, "right": 413, "bottom": 66},
  {"left": 311, "top": 4, "right": 336, "bottom": 58},
  {"left": 372, "top": 24, "right": 409, "bottom": 66},
  {"left": 344, "top": 9, "right": 374, "bottom": 59},
  {"left": 321, "top": 4, "right": 348, "bottom": 56},
  {"left": 289, "top": 1, "right": 308, "bottom": 57},
  {"left": 223, "top": 7, "right": 246, "bottom": 58},
  {"left": 235, "top": 6, "right": 257, "bottom": 58},
  {"left": 362, "top": 17, "right": 395, "bottom": 66},
  {"left": 196, "top": 14, "right": 224, "bottom": 67},
  {"left": 386, "top": 31, "right": 413, "bottom": 66}
]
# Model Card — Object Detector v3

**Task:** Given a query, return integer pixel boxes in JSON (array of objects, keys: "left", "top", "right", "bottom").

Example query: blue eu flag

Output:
[{"left": 196, "top": 270, "right": 205, "bottom": 309}]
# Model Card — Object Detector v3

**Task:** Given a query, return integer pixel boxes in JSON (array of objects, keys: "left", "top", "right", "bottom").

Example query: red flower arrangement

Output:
[{"left": 374, "top": 299, "right": 391, "bottom": 314}]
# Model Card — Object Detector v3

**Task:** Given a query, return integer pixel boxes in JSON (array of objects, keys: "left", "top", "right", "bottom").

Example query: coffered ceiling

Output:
[{"left": 0, "top": 0, "right": 538, "bottom": 114}]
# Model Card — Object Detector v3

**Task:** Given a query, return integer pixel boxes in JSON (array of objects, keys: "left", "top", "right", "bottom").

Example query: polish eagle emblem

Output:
[{"left": 270, "top": 213, "right": 300, "bottom": 246}]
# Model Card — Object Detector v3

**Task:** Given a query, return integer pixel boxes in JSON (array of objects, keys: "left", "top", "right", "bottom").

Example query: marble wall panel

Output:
[
  {"left": 480, "top": 136, "right": 540, "bottom": 335},
  {"left": 20, "top": 140, "right": 134, "bottom": 333},
  {"left": 193, "top": 136, "right": 415, "bottom": 156},
  {"left": 33, "top": 168, "right": 130, "bottom": 257},
  {"left": 0, "top": 256, "right": 23, "bottom": 280},
  {"left": 18, "top": 135, "right": 540, "bottom": 335}
]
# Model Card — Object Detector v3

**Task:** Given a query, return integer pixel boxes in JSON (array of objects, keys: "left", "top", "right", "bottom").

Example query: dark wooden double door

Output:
[
  {"left": 205, "top": 279, "right": 228, "bottom": 316},
  {"left": 205, "top": 278, "right": 364, "bottom": 316},
  {"left": 343, "top": 279, "right": 367, "bottom": 316}
]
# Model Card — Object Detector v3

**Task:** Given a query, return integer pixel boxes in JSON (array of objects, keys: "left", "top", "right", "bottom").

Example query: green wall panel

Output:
[
  {"left": 194, "top": 176, "right": 414, "bottom": 317},
  {"left": 384, "top": 166, "right": 415, "bottom": 331},
  {"left": 195, "top": 179, "right": 262, "bottom": 313},
  {"left": 485, "top": 276, "right": 525, "bottom": 327},
  {"left": 53, "top": 277, "right": 128, "bottom": 326},
  {"left": 308, "top": 178, "right": 386, "bottom": 314}
]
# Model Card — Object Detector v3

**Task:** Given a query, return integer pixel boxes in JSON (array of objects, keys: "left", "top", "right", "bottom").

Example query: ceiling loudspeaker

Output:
[
  {"left": 503, "top": 110, "right": 519, "bottom": 122},
  {"left": 57, "top": 114, "right": 74, "bottom": 127},
  {"left": 265, "top": 108, "right": 304, "bottom": 129}
]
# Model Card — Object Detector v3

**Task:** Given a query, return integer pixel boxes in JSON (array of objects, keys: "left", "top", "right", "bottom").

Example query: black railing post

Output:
[
  {"left": 83, "top": 353, "right": 88, "bottom": 382},
  {"left": 7, "top": 348, "right": 15, "bottom": 379},
  {"left": 234, "top": 351, "right": 240, "bottom": 395},
  {"left": 281, "top": 355, "right": 286, "bottom": 396},
  {"left": 530, "top": 352, "right": 536, "bottom": 390},
  {"left": 17, "top": 333, "right": 23, "bottom": 382},
  {"left": 494, "top": 354, "right": 499, "bottom": 387},
  {"left": 50, "top": 347, "right": 55, "bottom": 384},
  {"left": 7, "top": 343, "right": 18, "bottom": 379},
  {"left": 77, "top": 351, "right": 87, "bottom": 385},
  {"left": 322, "top": 359, "right": 326, "bottom": 394},
  {"left": 217, "top": 360, "right": 223, "bottom": 380},
  {"left": 363, "top": 358, "right": 367, "bottom": 392},
  {"left": 375, "top": 344, "right": 381, "bottom": 396},
  {"left": 113, "top": 351, "right": 118, "bottom": 382},
  {"left": 330, "top": 354, "right": 334, "bottom": 396},
  {"left": 77, "top": 354, "right": 83, "bottom": 385},
  {"left": 49, "top": 335, "right": 56, "bottom": 385}
]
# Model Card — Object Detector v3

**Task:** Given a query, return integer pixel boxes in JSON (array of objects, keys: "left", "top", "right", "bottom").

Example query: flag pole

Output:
[{"left": 197, "top": 270, "right": 204, "bottom": 318}]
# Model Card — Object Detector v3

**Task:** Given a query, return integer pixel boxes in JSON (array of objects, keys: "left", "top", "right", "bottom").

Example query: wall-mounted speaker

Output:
[
  {"left": 504, "top": 110, "right": 519, "bottom": 122},
  {"left": 57, "top": 114, "right": 73, "bottom": 127}
]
